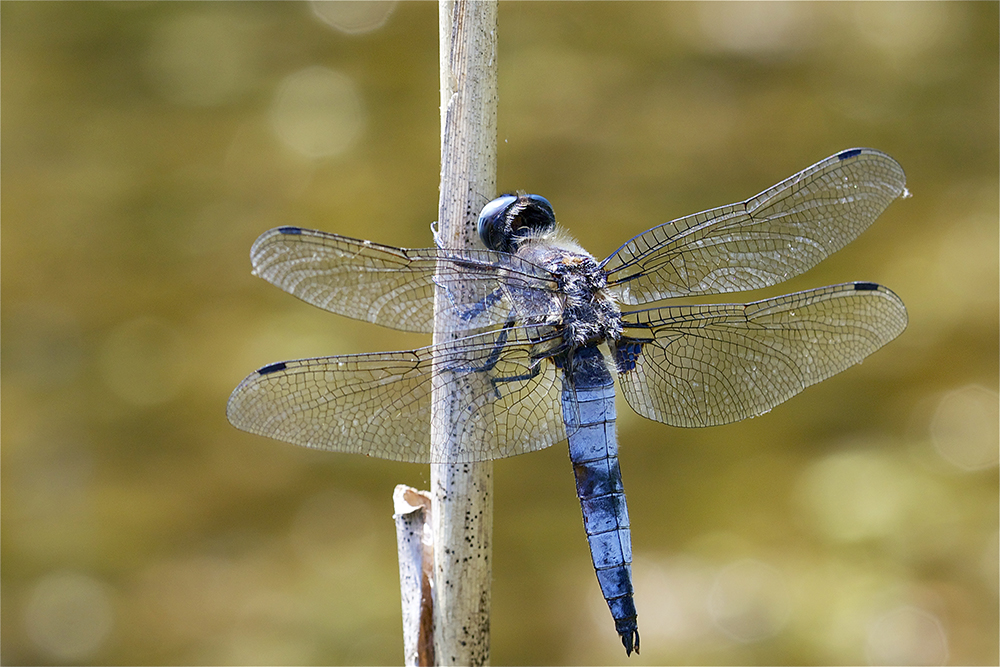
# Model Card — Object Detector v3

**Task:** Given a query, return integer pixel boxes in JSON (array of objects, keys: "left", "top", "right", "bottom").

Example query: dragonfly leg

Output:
[
  {"left": 487, "top": 358, "right": 542, "bottom": 398},
  {"left": 452, "top": 288, "right": 506, "bottom": 325},
  {"left": 443, "top": 318, "right": 549, "bottom": 399}
]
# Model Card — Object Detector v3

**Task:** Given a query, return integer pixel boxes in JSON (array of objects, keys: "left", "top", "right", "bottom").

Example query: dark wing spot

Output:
[
  {"left": 838, "top": 148, "right": 863, "bottom": 160},
  {"left": 854, "top": 282, "right": 879, "bottom": 291},
  {"left": 276, "top": 226, "right": 304, "bottom": 235},
  {"left": 258, "top": 361, "right": 288, "bottom": 375}
]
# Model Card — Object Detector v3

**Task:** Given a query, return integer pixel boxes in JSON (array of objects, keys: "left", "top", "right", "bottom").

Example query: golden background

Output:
[{"left": 2, "top": 2, "right": 997, "bottom": 664}]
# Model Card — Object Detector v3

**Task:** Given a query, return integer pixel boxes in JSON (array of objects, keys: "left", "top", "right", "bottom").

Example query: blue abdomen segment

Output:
[{"left": 561, "top": 346, "right": 639, "bottom": 656}]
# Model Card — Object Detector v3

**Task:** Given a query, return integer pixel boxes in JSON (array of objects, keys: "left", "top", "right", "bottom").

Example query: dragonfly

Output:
[{"left": 227, "top": 147, "right": 908, "bottom": 656}]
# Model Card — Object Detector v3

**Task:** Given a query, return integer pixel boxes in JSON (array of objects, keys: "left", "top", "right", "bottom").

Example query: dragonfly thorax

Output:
[{"left": 518, "top": 239, "right": 623, "bottom": 350}]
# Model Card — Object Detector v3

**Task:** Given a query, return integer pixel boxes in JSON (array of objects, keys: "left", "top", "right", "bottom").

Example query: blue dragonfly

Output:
[{"left": 227, "top": 148, "right": 908, "bottom": 656}]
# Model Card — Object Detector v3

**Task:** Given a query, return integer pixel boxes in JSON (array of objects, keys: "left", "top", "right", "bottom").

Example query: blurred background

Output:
[{"left": 2, "top": 2, "right": 997, "bottom": 665}]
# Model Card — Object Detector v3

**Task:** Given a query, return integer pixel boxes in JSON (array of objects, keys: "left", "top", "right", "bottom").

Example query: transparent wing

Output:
[
  {"left": 226, "top": 327, "right": 568, "bottom": 463},
  {"left": 601, "top": 148, "right": 907, "bottom": 303},
  {"left": 614, "top": 282, "right": 907, "bottom": 427},
  {"left": 249, "top": 227, "right": 557, "bottom": 333}
]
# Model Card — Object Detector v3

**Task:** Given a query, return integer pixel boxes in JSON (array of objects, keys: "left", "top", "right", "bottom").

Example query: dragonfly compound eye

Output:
[
  {"left": 477, "top": 194, "right": 518, "bottom": 252},
  {"left": 477, "top": 193, "right": 556, "bottom": 253}
]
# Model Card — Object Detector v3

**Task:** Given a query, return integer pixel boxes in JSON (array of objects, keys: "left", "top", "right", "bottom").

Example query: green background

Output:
[{"left": 2, "top": 2, "right": 997, "bottom": 664}]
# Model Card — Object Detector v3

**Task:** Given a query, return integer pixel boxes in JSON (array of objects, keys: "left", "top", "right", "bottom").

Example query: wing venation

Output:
[
  {"left": 226, "top": 327, "right": 568, "bottom": 463},
  {"left": 602, "top": 148, "right": 907, "bottom": 303},
  {"left": 615, "top": 282, "right": 907, "bottom": 427},
  {"left": 249, "top": 227, "right": 556, "bottom": 333}
]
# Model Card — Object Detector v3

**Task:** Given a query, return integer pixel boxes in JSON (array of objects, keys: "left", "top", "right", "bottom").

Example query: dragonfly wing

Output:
[
  {"left": 226, "top": 327, "right": 567, "bottom": 463},
  {"left": 602, "top": 148, "right": 907, "bottom": 303},
  {"left": 613, "top": 282, "right": 907, "bottom": 427},
  {"left": 250, "top": 226, "right": 556, "bottom": 333}
]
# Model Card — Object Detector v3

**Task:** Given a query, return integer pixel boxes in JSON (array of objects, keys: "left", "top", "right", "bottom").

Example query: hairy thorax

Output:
[{"left": 516, "top": 234, "right": 623, "bottom": 350}]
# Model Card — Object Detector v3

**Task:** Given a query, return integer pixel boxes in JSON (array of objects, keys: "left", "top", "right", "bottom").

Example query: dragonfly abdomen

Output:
[{"left": 562, "top": 345, "right": 640, "bottom": 656}]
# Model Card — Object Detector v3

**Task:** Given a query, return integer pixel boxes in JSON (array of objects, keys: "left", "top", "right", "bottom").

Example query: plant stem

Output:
[{"left": 430, "top": 1, "right": 498, "bottom": 665}]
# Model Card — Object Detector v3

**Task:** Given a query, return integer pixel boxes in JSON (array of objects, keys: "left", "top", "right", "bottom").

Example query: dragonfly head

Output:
[{"left": 477, "top": 193, "right": 556, "bottom": 254}]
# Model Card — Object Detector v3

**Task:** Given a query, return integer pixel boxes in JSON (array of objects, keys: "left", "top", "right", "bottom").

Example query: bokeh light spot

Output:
[
  {"left": 270, "top": 66, "right": 365, "bottom": 159},
  {"left": 310, "top": 1, "right": 396, "bottom": 34},
  {"left": 692, "top": 3, "right": 812, "bottom": 59},
  {"left": 796, "top": 450, "right": 915, "bottom": 543},
  {"left": 24, "top": 571, "right": 115, "bottom": 661},
  {"left": 930, "top": 385, "right": 999, "bottom": 471},
  {"left": 707, "top": 558, "right": 790, "bottom": 642},
  {"left": 852, "top": 2, "right": 964, "bottom": 60},
  {"left": 866, "top": 605, "right": 948, "bottom": 666},
  {"left": 633, "top": 555, "right": 714, "bottom": 644}
]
